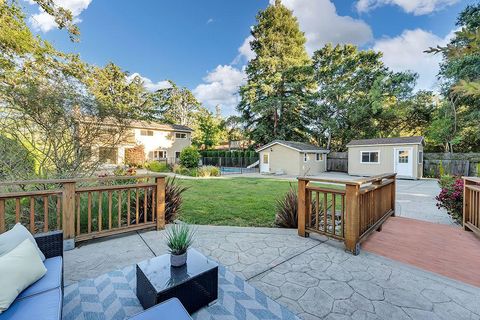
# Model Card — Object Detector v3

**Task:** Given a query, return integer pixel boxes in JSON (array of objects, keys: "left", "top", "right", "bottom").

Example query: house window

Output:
[
  {"left": 360, "top": 151, "right": 379, "bottom": 164},
  {"left": 316, "top": 153, "right": 323, "bottom": 161},
  {"left": 419, "top": 151, "right": 423, "bottom": 164},
  {"left": 175, "top": 132, "right": 187, "bottom": 139},
  {"left": 140, "top": 130, "right": 154, "bottom": 136},
  {"left": 304, "top": 153, "right": 308, "bottom": 162},
  {"left": 98, "top": 147, "right": 118, "bottom": 164},
  {"left": 149, "top": 150, "right": 167, "bottom": 160},
  {"left": 398, "top": 150, "right": 409, "bottom": 163},
  {"left": 175, "top": 151, "right": 181, "bottom": 159}
]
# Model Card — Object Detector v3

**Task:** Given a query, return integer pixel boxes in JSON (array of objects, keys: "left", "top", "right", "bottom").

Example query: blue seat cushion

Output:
[
  {"left": 129, "top": 298, "right": 192, "bottom": 320},
  {"left": 17, "top": 256, "right": 62, "bottom": 300},
  {"left": 0, "top": 288, "right": 62, "bottom": 320}
]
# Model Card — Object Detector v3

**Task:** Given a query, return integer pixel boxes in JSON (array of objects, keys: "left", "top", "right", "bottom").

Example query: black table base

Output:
[{"left": 136, "top": 249, "right": 218, "bottom": 314}]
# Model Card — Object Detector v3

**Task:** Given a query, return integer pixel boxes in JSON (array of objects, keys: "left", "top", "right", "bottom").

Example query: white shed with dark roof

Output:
[
  {"left": 255, "top": 140, "right": 329, "bottom": 176},
  {"left": 346, "top": 136, "right": 425, "bottom": 179}
]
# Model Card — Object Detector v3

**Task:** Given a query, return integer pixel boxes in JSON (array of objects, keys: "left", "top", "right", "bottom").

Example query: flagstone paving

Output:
[{"left": 65, "top": 225, "right": 480, "bottom": 320}]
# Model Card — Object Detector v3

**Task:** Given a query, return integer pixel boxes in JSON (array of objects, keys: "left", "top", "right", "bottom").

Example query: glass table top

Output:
[{"left": 136, "top": 248, "right": 218, "bottom": 292}]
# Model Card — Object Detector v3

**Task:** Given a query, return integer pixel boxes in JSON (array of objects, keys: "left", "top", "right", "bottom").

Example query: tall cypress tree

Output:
[{"left": 238, "top": 0, "right": 314, "bottom": 145}]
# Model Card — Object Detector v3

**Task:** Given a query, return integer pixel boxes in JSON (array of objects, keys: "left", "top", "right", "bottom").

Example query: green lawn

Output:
[{"left": 177, "top": 177, "right": 343, "bottom": 227}]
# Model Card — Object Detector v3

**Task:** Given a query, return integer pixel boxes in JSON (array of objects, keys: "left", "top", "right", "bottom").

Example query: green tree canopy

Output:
[
  {"left": 308, "top": 44, "right": 433, "bottom": 151},
  {"left": 238, "top": 0, "right": 315, "bottom": 145},
  {"left": 152, "top": 81, "right": 200, "bottom": 127}
]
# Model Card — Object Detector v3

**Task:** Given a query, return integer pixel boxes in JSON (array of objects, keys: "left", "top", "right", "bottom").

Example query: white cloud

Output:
[
  {"left": 27, "top": 0, "right": 92, "bottom": 33},
  {"left": 272, "top": 0, "right": 373, "bottom": 54},
  {"left": 193, "top": 65, "right": 246, "bottom": 115},
  {"left": 356, "top": 0, "right": 460, "bottom": 15},
  {"left": 373, "top": 29, "right": 455, "bottom": 90},
  {"left": 207, "top": 18, "right": 214, "bottom": 24},
  {"left": 233, "top": 35, "right": 256, "bottom": 64},
  {"left": 127, "top": 73, "right": 172, "bottom": 92}
]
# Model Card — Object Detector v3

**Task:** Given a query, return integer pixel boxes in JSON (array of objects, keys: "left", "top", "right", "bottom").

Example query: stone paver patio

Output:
[{"left": 65, "top": 225, "right": 480, "bottom": 320}]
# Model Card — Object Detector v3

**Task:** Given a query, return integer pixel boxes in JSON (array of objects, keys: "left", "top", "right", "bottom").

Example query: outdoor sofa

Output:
[
  {"left": 0, "top": 230, "right": 64, "bottom": 320},
  {"left": 0, "top": 229, "right": 192, "bottom": 320}
]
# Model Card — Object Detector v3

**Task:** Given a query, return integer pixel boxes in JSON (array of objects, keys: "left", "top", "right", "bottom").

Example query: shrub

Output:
[
  {"left": 124, "top": 145, "right": 146, "bottom": 167},
  {"left": 165, "top": 177, "right": 190, "bottom": 222},
  {"left": 172, "top": 164, "right": 197, "bottom": 176},
  {"left": 179, "top": 147, "right": 200, "bottom": 168},
  {"left": 113, "top": 165, "right": 136, "bottom": 176},
  {"left": 133, "top": 176, "right": 189, "bottom": 223},
  {"left": 197, "top": 166, "right": 220, "bottom": 177},
  {"left": 435, "top": 175, "right": 463, "bottom": 223},
  {"left": 275, "top": 184, "right": 298, "bottom": 228},
  {"left": 146, "top": 161, "right": 169, "bottom": 173}
]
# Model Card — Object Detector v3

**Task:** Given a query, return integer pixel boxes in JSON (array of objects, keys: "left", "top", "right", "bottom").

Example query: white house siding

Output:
[
  {"left": 260, "top": 144, "right": 301, "bottom": 175},
  {"left": 259, "top": 144, "right": 327, "bottom": 176},
  {"left": 348, "top": 144, "right": 422, "bottom": 179},
  {"left": 300, "top": 152, "right": 327, "bottom": 176},
  {"left": 123, "top": 128, "right": 192, "bottom": 164}
]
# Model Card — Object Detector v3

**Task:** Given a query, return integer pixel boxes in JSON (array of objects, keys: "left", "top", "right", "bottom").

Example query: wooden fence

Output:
[
  {"left": 298, "top": 173, "right": 396, "bottom": 255},
  {"left": 464, "top": 177, "right": 480, "bottom": 239},
  {"left": 326, "top": 152, "right": 348, "bottom": 173},
  {"left": 424, "top": 153, "right": 480, "bottom": 177},
  {"left": 0, "top": 174, "right": 166, "bottom": 243}
]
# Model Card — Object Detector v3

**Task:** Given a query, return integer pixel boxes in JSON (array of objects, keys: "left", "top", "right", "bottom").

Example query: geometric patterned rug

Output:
[{"left": 63, "top": 263, "right": 299, "bottom": 320}]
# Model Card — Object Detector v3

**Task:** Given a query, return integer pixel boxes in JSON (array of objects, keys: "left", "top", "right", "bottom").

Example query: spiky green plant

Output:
[{"left": 165, "top": 224, "right": 195, "bottom": 255}]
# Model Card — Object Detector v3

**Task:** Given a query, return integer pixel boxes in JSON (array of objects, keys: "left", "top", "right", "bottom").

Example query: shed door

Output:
[
  {"left": 394, "top": 148, "right": 413, "bottom": 178},
  {"left": 260, "top": 153, "right": 270, "bottom": 173}
]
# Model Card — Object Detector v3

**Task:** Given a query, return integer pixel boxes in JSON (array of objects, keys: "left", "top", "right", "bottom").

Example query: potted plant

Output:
[{"left": 165, "top": 224, "right": 195, "bottom": 267}]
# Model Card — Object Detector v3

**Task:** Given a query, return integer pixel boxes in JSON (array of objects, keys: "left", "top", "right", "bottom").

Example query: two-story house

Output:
[{"left": 93, "top": 120, "right": 193, "bottom": 166}]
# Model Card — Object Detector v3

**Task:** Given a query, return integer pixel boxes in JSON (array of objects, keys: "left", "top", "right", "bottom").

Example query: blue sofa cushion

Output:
[
  {"left": 0, "top": 288, "right": 62, "bottom": 320},
  {"left": 129, "top": 298, "right": 192, "bottom": 320},
  {"left": 17, "top": 256, "right": 62, "bottom": 300}
]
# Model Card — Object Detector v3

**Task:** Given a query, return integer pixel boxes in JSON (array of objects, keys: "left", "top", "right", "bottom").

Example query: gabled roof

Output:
[
  {"left": 128, "top": 120, "right": 193, "bottom": 132},
  {"left": 255, "top": 140, "right": 329, "bottom": 153},
  {"left": 346, "top": 136, "right": 424, "bottom": 147}
]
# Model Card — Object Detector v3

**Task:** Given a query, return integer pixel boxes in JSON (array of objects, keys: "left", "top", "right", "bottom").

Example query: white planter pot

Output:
[{"left": 170, "top": 252, "right": 187, "bottom": 267}]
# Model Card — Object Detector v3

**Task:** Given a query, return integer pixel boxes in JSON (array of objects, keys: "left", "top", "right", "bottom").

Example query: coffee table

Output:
[{"left": 136, "top": 248, "right": 218, "bottom": 314}]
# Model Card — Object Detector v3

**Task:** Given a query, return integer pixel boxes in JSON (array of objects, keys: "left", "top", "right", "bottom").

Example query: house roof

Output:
[
  {"left": 80, "top": 117, "right": 193, "bottom": 132},
  {"left": 346, "top": 136, "right": 424, "bottom": 147},
  {"left": 256, "top": 140, "right": 329, "bottom": 153},
  {"left": 128, "top": 120, "right": 193, "bottom": 132}
]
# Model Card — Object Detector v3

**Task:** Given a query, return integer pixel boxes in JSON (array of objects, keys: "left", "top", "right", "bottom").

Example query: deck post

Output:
[
  {"left": 62, "top": 181, "right": 76, "bottom": 243},
  {"left": 345, "top": 184, "right": 360, "bottom": 255},
  {"left": 156, "top": 176, "right": 166, "bottom": 230},
  {"left": 463, "top": 177, "right": 470, "bottom": 231},
  {"left": 298, "top": 179, "right": 308, "bottom": 237}
]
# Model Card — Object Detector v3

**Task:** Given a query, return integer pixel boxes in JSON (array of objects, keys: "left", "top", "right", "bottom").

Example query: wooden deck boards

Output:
[{"left": 363, "top": 216, "right": 480, "bottom": 287}]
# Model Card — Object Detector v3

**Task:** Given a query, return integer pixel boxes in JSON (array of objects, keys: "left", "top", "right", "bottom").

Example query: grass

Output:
[{"left": 177, "top": 177, "right": 343, "bottom": 227}]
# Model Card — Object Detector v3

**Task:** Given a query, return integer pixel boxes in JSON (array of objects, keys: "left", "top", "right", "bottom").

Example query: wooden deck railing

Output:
[
  {"left": 298, "top": 173, "right": 396, "bottom": 255},
  {"left": 463, "top": 177, "right": 480, "bottom": 238},
  {"left": 0, "top": 174, "right": 166, "bottom": 243}
]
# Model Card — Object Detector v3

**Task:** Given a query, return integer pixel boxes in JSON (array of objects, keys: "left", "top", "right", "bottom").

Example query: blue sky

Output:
[{"left": 23, "top": 0, "right": 474, "bottom": 115}]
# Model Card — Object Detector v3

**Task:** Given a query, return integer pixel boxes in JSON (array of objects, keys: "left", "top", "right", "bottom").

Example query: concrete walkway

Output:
[{"left": 64, "top": 226, "right": 480, "bottom": 320}]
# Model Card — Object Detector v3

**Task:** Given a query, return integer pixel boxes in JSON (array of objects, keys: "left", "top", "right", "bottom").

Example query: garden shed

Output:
[
  {"left": 255, "top": 140, "right": 329, "bottom": 176},
  {"left": 347, "top": 136, "right": 424, "bottom": 179}
]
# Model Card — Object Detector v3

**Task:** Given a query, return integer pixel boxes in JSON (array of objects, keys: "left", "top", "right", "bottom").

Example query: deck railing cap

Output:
[
  {"left": 297, "top": 173, "right": 396, "bottom": 186},
  {"left": 0, "top": 174, "right": 167, "bottom": 186}
]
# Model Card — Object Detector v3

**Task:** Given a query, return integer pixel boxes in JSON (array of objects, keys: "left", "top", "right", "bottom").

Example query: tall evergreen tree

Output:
[{"left": 238, "top": 0, "right": 314, "bottom": 145}]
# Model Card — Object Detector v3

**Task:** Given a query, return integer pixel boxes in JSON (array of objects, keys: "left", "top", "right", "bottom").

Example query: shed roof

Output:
[
  {"left": 256, "top": 140, "right": 329, "bottom": 153},
  {"left": 347, "top": 136, "right": 424, "bottom": 147}
]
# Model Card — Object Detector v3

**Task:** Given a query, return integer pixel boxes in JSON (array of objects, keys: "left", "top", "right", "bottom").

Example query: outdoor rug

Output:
[{"left": 63, "top": 263, "right": 298, "bottom": 320}]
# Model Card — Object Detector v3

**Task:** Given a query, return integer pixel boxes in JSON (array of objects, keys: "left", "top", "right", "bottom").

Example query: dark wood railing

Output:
[
  {"left": 0, "top": 175, "right": 166, "bottom": 243},
  {"left": 298, "top": 173, "right": 396, "bottom": 255},
  {"left": 464, "top": 177, "right": 480, "bottom": 238}
]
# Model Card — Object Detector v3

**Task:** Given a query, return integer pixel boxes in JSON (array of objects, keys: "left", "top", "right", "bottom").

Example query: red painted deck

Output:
[{"left": 362, "top": 216, "right": 480, "bottom": 287}]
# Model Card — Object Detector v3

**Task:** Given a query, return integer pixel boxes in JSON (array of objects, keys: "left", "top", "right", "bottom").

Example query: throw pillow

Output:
[
  {"left": 0, "top": 223, "right": 45, "bottom": 261},
  {"left": 0, "top": 239, "right": 47, "bottom": 313}
]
